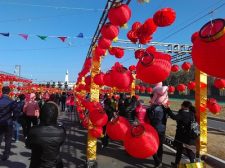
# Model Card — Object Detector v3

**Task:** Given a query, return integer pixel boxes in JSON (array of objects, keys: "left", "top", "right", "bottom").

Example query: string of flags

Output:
[{"left": 0, "top": 32, "right": 84, "bottom": 43}]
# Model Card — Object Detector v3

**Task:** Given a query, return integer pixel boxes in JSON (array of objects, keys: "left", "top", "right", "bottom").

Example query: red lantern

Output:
[
  {"left": 182, "top": 62, "right": 192, "bottom": 71},
  {"left": 192, "top": 18, "right": 225, "bottom": 78},
  {"left": 214, "top": 78, "right": 225, "bottom": 89},
  {"left": 153, "top": 8, "right": 176, "bottom": 27},
  {"left": 98, "top": 36, "right": 112, "bottom": 49},
  {"left": 207, "top": 98, "right": 221, "bottom": 114},
  {"left": 146, "top": 87, "right": 153, "bottom": 93},
  {"left": 136, "top": 51, "right": 172, "bottom": 84},
  {"left": 106, "top": 116, "right": 130, "bottom": 141},
  {"left": 139, "top": 86, "right": 146, "bottom": 93},
  {"left": 140, "top": 18, "right": 157, "bottom": 37},
  {"left": 108, "top": 4, "right": 131, "bottom": 27},
  {"left": 129, "top": 65, "right": 136, "bottom": 72},
  {"left": 111, "top": 62, "right": 133, "bottom": 89},
  {"left": 207, "top": 98, "right": 217, "bottom": 108},
  {"left": 171, "top": 65, "right": 179, "bottom": 72},
  {"left": 114, "top": 47, "right": 124, "bottom": 58},
  {"left": 103, "top": 70, "right": 113, "bottom": 87},
  {"left": 135, "top": 49, "right": 145, "bottom": 59},
  {"left": 89, "top": 126, "right": 103, "bottom": 138},
  {"left": 191, "top": 32, "right": 199, "bottom": 43},
  {"left": 93, "top": 73, "right": 105, "bottom": 86},
  {"left": 135, "top": 85, "right": 140, "bottom": 91},
  {"left": 132, "top": 22, "right": 142, "bottom": 31},
  {"left": 187, "top": 81, "right": 196, "bottom": 90},
  {"left": 139, "top": 36, "right": 152, "bottom": 45},
  {"left": 101, "top": 23, "right": 119, "bottom": 40},
  {"left": 94, "top": 46, "right": 106, "bottom": 57},
  {"left": 124, "top": 123, "right": 159, "bottom": 159},
  {"left": 168, "top": 86, "right": 175, "bottom": 94},
  {"left": 89, "top": 108, "right": 108, "bottom": 127},
  {"left": 177, "top": 84, "right": 186, "bottom": 92},
  {"left": 127, "top": 30, "right": 138, "bottom": 43}
]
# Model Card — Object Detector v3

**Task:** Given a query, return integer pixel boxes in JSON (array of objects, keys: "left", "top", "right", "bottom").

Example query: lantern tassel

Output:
[{"left": 121, "top": 23, "right": 128, "bottom": 29}]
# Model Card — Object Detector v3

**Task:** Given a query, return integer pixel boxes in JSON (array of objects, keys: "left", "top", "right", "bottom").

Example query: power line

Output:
[
  {"left": 0, "top": 1, "right": 105, "bottom": 11},
  {"left": 159, "top": 1, "right": 225, "bottom": 42}
]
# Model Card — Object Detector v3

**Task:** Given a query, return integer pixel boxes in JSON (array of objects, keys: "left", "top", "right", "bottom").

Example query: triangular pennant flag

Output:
[
  {"left": 19, "top": 34, "right": 29, "bottom": 40},
  {"left": 77, "top": 33, "right": 84, "bottom": 38},
  {"left": 58, "top": 36, "right": 67, "bottom": 42},
  {"left": 0, "top": 33, "right": 10, "bottom": 37},
  {"left": 37, "top": 35, "right": 48, "bottom": 40}
]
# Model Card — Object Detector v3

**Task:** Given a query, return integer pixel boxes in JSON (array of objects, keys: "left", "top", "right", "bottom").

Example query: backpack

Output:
[{"left": 147, "top": 105, "right": 168, "bottom": 127}]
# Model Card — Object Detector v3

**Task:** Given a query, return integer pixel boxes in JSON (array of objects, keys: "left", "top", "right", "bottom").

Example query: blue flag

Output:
[
  {"left": 0, "top": 33, "right": 10, "bottom": 37},
  {"left": 77, "top": 33, "right": 84, "bottom": 38}
]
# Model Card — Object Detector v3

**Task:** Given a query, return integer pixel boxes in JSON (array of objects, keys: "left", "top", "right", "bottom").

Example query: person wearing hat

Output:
[
  {"left": 0, "top": 86, "right": 18, "bottom": 161},
  {"left": 23, "top": 93, "right": 40, "bottom": 139}
]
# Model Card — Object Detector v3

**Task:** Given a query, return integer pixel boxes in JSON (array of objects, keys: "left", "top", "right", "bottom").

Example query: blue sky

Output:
[{"left": 0, "top": 0, "right": 224, "bottom": 83}]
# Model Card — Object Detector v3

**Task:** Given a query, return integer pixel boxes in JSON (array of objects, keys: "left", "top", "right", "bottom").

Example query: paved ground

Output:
[{"left": 0, "top": 111, "right": 212, "bottom": 168}]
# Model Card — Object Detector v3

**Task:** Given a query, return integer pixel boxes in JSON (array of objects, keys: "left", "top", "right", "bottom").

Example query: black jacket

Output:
[
  {"left": 28, "top": 125, "right": 66, "bottom": 168},
  {"left": 169, "top": 109, "right": 195, "bottom": 145}
]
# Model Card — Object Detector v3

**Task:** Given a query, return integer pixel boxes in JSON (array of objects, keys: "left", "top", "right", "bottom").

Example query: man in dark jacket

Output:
[
  {"left": 60, "top": 92, "right": 67, "bottom": 112},
  {"left": 27, "top": 101, "right": 66, "bottom": 168},
  {"left": 0, "top": 86, "right": 17, "bottom": 161}
]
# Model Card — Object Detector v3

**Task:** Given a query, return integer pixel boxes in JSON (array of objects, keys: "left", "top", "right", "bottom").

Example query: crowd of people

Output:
[
  {"left": 0, "top": 86, "right": 73, "bottom": 167},
  {"left": 0, "top": 82, "right": 199, "bottom": 168}
]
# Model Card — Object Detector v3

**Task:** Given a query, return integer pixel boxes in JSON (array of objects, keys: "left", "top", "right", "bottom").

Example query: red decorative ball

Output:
[
  {"left": 171, "top": 64, "right": 179, "bottom": 72},
  {"left": 192, "top": 18, "right": 225, "bottom": 78},
  {"left": 182, "top": 62, "right": 192, "bottom": 71},
  {"left": 177, "top": 84, "right": 186, "bottom": 92},
  {"left": 214, "top": 78, "right": 225, "bottom": 89},
  {"left": 153, "top": 8, "right": 176, "bottom": 27},
  {"left": 108, "top": 4, "right": 131, "bottom": 27},
  {"left": 146, "top": 87, "right": 153, "bottom": 93},
  {"left": 89, "top": 127, "right": 103, "bottom": 138},
  {"left": 135, "top": 49, "right": 145, "bottom": 59},
  {"left": 187, "top": 81, "right": 196, "bottom": 90},
  {"left": 135, "top": 85, "right": 141, "bottom": 91},
  {"left": 93, "top": 73, "right": 105, "bottom": 86},
  {"left": 127, "top": 30, "right": 138, "bottom": 43},
  {"left": 101, "top": 23, "right": 119, "bottom": 40},
  {"left": 89, "top": 108, "right": 108, "bottom": 127},
  {"left": 124, "top": 124, "right": 159, "bottom": 159},
  {"left": 98, "top": 36, "right": 112, "bottom": 49},
  {"left": 168, "top": 86, "right": 175, "bottom": 94},
  {"left": 114, "top": 47, "right": 124, "bottom": 58},
  {"left": 139, "top": 86, "right": 146, "bottom": 93},
  {"left": 106, "top": 116, "right": 130, "bottom": 141},
  {"left": 136, "top": 51, "right": 172, "bottom": 84}
]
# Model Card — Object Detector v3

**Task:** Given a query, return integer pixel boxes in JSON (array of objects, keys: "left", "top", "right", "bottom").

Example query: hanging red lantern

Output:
[
  {"left": 153, "top": 8, "right": 176, "bottom": 27},
  {"left": 171, "top": 64, "right": 179, "bottom": 72},
  {"left": 111, "top": 62, "right": 133, "bottom": 89},
  {"left": 127, "top": 30, "right": 138, "bottom": 43},
  {"left": 89, "top": 126, "right": 103, "bottom": 138},
  {"left": 187, "top": 81, "right": 196, "bottom": 90},
  {"left": 177, "top": 84, "right": 186, "bottom": 92},
  {"left": 214, "top": 78, "right": 225, "bottom": 89},
  {"left": 94, "top": 46, "right": 106, "bottom": 57},
  {"left": 140, "top": 18, "right": 157, "bottom": 37},
  {"left": 114, "top": 47, "right": 124, "bottom": 58},
  {"left": 182, "top": 62, "right": 192, "bottom": 72},
  {"left": 101, "top": 23, "right": 119, "bottom": 40},
  {"left": 93, "top": 73, "right": 105, "bottom": 86},
  {"left": 139, "top": 86, "right": 146, "bottom": 93},
  {"left": 136, "top": 51, "right": 172, "bottom": 84},
  {"left": 146, "top": 46, "right": 156, "bottom": 53},
  {"left": 191, "top": 32, "right": 199, "bottom": 43},
  {"left": 108, "top": 4, "right": 132, "bottom": 27},
  {"left": 135, "top": 49, "right": 145, "bottom": 59},
  {"left": 124, "top": 123, "right": 159, "bottom": 159},
  {"left": 103, "top": 70, "right": 113, "bottom": 87},
  {"left": 129, "top": 65, "right": 136, "bottom": 72},
  {"left": 139, "top": 36, "right": 152, "bottom": 45},
  {"left": 168, "top": 86, "right": 175, "bottom": 94},
  {"left": 98, "top": 36, "right": 112, "bottom": 49},
  {"left": 146, "top": 87, "right": 153, "bottom": 93},
  {"left": 135, "top": 85, "right": 140, "bottom": 91},
  {"left": 207, "top": 98, "right": 221, "bottom": 114},
  {"left": 207, "top": 98, "right": 217, "bottom": 108},
  {"left": 106, "top": 116, "right": 130, "bottom": 141},
  {"left": 89, "top": 108, "right": 108, "bottom": 127},
  {"left": 192, "top": 18, "right": 225, "bottom": 78},
  {"left": 132, "top": 22, "right": 142, "bottom": 31}
]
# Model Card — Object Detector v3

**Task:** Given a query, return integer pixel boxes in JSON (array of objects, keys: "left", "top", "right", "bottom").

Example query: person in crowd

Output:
[
  {"left": 54, "top": 93, "right": 61, "bottom": 106},
  {"left": 27, "top": 101, "right": 66, "bottom": 168},
  {"left": 125, "top": 96, "right": 137, "bottom": 124},
  {"left": 69, "top": 94, "right": 75, "bottom": 113},
  {"left": 147, "top": 82, "right": 169, "bottom": 168},
  {"left": 60, "top": 92, "right": 67, "bottom": 112},
  {"left": 118, "top": 93, "right": 126, "bottom": 117},
  {"left": 101, "top": 96, "right": 115, "bottom": 149},
  {"left": 65, "top": 94, "right": 71, "bottom": 112},
  {"left": 111, "top": 95, "right": 119, "bottom": 112},
  {"left": 0, "top": 86, "right": 17, "bottom": 161},
  {"left": 169, "top": 101, "right": 197, "bottom": 167},
  {"left": 35, "top": 92, "right": 43, "bottom": 109},
  {"left": 23, "top": 93, "right": 40, "bottom": 139},
  {"left": 135, "top": 99, "right": 147, "bottom": 124},
  {"left": 13, "top": 94, "right": 26, "bottom": 142}
]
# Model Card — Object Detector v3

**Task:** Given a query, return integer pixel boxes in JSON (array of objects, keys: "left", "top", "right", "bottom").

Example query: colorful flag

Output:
[
  {"left": 19, "top": 34, "right": 29, "bottom": 40},
  {"left": 0, "top": 33, "right": 10, "bottom": 37},
  {"left": 37, "top": 35, "right": 48, "bottom": 40},
  {"left": 58, "top": 36, "right": 67, "bottom": 42},
  {"left": 77, "top": 33, "right": 84, "bottom": 38}
]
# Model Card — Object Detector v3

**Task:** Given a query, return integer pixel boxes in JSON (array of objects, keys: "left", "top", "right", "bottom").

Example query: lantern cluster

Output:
[{"left": 207, "top": 98, "right": 221, "bottom": 114}]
